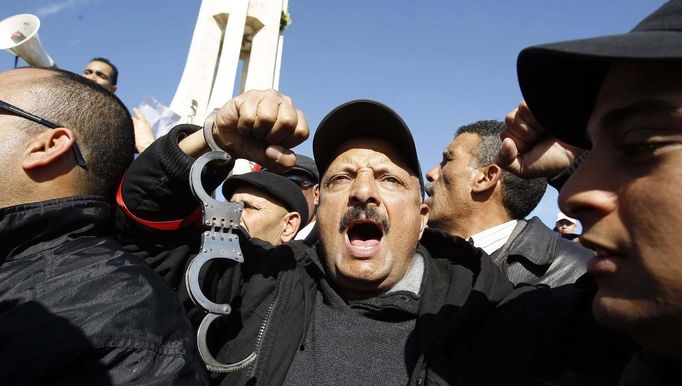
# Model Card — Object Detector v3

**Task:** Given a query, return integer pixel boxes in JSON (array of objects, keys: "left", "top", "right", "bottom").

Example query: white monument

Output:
[
  {"left": 170, "top": 0, "right": 290, "bottom": 125},
  {"left": 171, "top": 0, "right": 290, "bottom": 174}
]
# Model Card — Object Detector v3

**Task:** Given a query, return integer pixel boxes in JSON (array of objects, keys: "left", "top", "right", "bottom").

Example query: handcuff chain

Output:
[{"left": 185, "top": 111, "right": 257, "bottom": 373}]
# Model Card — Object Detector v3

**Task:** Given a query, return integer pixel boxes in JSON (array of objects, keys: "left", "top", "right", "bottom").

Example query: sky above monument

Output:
[{"left": 1, "top": 0, "right": 666, "bottom": 227}]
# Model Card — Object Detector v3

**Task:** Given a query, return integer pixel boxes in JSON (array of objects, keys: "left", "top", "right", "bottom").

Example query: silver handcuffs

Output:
[{"left": 186, "top": 109, "right": 257, "bottom": 372}]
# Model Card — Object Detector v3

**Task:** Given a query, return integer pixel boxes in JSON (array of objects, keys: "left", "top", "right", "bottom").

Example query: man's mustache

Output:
[{"left": 338, "top": 205, "right": 390, "bottom": 234}]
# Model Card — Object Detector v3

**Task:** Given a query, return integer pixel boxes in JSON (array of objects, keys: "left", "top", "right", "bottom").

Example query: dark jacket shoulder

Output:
[
  {"left": 500, "top": 217, "right": 591, "bottom": 287},
  {"left": 0, "top": 197, "right": 208, "bottom": 385}
]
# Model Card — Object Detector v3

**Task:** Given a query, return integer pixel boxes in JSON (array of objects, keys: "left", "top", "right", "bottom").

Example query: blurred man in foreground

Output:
[
  {"left": 500, "top": 1, "right": 682, "bottom": 381},
  {"left": 0, "top": 67, "right": 206, "bottom": 384}
]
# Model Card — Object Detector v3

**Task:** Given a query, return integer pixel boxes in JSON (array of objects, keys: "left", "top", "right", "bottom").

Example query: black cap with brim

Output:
[
  {"left": 518, "top": 1, "right": 682, "bottom": 149},
  {"left": 264, "top": 153, "right": 319, "bottom": 184},
  {"left": 312, "top": 100, "right": 425, "bottom": 197},
  {"left": 289, "top": 154, "right": 319, "bottom": 183},
  {"left": 222, "top": 171, "right": 309, "bottom": 226}
]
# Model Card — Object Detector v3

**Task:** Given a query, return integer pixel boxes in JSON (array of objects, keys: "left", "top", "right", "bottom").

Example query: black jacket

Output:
[
  {"left": 0, "top": 196, "right": 208, "bottom": 385},
  {"left": 491, "top": 217, "right": 591, "bottom": 287},
  {"left": 117, "top": 126, "right": 634, "bottom": 385}
]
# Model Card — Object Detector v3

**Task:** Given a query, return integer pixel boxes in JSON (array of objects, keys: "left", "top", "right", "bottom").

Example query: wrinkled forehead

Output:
[{"left": 325, "top": 136, "right": 415, "bottom": 177}]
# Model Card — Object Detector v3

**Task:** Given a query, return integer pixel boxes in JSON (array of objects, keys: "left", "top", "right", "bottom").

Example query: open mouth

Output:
[{"left": 345, "top": 220, "right": 384, "bottom": 258}]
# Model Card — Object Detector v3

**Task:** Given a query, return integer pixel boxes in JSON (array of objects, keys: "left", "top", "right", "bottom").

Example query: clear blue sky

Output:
[{"left": 1, "top": 0, "right": 666, "bottom": 228}]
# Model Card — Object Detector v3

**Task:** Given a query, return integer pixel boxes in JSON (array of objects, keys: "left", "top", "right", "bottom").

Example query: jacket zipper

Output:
[{"left": 248, "top": 282, "right": 281, "bottom": 380}]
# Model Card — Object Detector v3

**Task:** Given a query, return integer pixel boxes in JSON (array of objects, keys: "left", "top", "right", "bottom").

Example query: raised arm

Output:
[{"left": 497, "top": 101, "right": 585, "bottom": 180}]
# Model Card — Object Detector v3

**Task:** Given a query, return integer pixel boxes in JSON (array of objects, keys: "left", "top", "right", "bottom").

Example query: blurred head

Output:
[
  {"left": 517, "top": 1, "right": 682, "bottom": 360},
  {"left": 83, "top": 57, "right": 118, "bottom": 93},
  {"left": 0, "top": 67, "right": 133, "bottom": 209},
  {"left": 223, "top": 171, "right": 307, "bottom": 245},
  {"left": 268, "top": 154, "right": 319, "bottom": 223},
  {"left": 425, "top": 120, "right": 546, "bottom": 237},
  {"left": 313, "top": 101, "right": 428, "bottom": 299},
  {"left": 559, "top": 62, "right": 682, "bottom": 358},
  {"left": 554, "top": 212, "right": 577, "bottom": 235}
]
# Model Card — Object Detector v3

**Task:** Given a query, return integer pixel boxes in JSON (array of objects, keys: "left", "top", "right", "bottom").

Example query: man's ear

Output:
[
  {"left": 21, "top": 128, "right": 77, "bottom": 170},
  {"left": 280, "top": 211, "right": 302, "bottom": 243},
  {"left": 313, "top": 184, "right": 320, "bottom": 206},
  {"left": 418, "top": 202, "right": 429, "bottom": 238},
  {"left": 472, "top": 164, "right": 502, "bottom": 193},
  {"left": 111, "top": 84, "right": 117, "bottom": 93}
]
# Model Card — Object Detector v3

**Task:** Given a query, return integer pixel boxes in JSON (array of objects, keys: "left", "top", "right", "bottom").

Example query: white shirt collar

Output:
[
  {"left": 468, "top": 220, "right": 518, "bottom": 255},
  {"left": 294, "top": 220, "right": 316, "bottom": 240}
]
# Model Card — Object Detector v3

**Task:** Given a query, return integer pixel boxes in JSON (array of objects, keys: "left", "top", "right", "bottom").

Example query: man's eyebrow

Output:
[{"left": 599, "top": 99, "right": 679, "bottom": 128}]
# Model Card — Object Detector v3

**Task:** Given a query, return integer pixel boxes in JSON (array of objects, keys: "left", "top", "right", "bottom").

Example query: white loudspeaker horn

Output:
[{"left": 0, "top": 14, "right": 55, "bottom": 68}]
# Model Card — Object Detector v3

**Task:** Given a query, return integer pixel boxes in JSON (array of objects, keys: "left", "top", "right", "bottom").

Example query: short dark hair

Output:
[
  {"left": 90, "top": 57, "right": 118, "bottom": 85},
  {"left": 25, "top": 68, "right": 133, "bottom": 197},
  {"left": 456, "top": 120, "right": 547, "bottom": 219}
]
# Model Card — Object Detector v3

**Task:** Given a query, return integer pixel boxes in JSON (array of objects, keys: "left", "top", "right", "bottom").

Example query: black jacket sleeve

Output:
[
  {"left": 115, "top": 124, "right": 232, "bottom": 322},
  {"left": 548, "top": 151, "right": 589, "bottom": 191}
]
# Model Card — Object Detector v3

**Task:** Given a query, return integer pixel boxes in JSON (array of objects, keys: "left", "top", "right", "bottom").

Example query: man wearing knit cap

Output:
[
  {"left": 500, "top": 1, "right": 682, "bottom": 380},
  {"left": 222, "top": 171, "right": 308, "bottom": 245}
]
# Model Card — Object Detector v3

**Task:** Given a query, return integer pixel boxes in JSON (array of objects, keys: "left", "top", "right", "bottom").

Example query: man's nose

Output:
[
  {"left": 349, "top": 170, "right": 381, "bottom": 206},
  {"left": 426, "top": 164, "right": 440, "bottom": 183},
  {"left": 558, "top": 154, "right": 617, "bottom": 230}
]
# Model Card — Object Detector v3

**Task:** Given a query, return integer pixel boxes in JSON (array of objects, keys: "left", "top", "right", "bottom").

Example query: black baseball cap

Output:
[
  {"left": 517, "top": 1, "right": 682, "bottom": 149},
  {"left": 312, "top": 100, "right": 425, "bottom": 197},
  {"left": 222, "top": 171, "right": 309, "bottom": 226}
]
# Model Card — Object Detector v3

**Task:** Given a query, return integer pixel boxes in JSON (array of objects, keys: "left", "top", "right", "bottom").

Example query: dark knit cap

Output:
[{"left": 222, "top": 171, "right": 309, "bottom": 226}]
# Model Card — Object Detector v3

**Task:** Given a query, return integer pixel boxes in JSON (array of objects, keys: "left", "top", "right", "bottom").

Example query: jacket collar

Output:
[
  {"left": 416, "top": 227, "right": 513, "bottom": 354},
  {"left": 0, "top": 196, "right": 112, "bottom": 263},
  {"left": 503, "top": 217, "right": 558, "bottom": 268}
]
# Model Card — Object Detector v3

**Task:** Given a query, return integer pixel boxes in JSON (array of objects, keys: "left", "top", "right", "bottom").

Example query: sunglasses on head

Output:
[{"left": 0, "top": 98, "right": 87, "bottom": 169}]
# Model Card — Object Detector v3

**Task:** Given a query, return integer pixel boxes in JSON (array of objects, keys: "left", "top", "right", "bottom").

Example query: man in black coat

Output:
[
  {"left": 0, "top": 67, "right": 207, "bottom": 384},
  {"left": 117, "top": 91, "right": 631, "bottom": 385}
]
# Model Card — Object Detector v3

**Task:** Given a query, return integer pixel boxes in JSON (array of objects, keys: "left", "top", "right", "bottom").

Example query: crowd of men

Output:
[{"left": 1, "top": 1, "right": 681, "bottom": 385}]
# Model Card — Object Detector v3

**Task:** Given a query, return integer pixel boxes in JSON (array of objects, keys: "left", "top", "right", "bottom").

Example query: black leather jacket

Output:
[
  {"left": 491, "top": 217, "right": 592, "bottom": 287},
  {"left": 0, "top": 197, "right": 208, "bottom": 385}
]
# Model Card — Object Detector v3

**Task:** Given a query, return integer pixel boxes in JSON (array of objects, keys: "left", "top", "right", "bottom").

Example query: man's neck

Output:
[
  {"left": 337, "top": 253, "right": 423, "bottom": 301},
  {"left": 447, "top": 204, "right": 512, "bottom": 239}
]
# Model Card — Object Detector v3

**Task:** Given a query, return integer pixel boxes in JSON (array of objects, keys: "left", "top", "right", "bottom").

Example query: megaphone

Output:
[{"left": 0, "top": 14, "right": 55, "bottom": 68}]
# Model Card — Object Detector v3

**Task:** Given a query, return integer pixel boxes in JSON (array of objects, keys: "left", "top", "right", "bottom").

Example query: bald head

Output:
[{"left": 0, "top": 68, "right": 133, "bottom": 205}]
